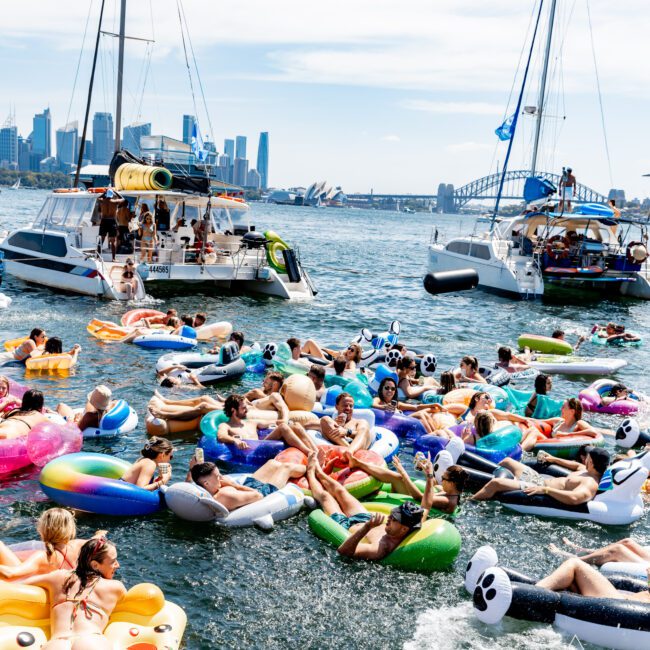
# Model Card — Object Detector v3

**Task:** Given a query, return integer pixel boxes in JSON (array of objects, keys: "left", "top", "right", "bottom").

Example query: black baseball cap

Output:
[{"left": 390, "top": 502, "right": 423, "bottom": 531}]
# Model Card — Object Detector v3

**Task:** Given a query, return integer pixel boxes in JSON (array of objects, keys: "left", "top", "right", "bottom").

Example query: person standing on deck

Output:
[{"left": 559, "top": 167, "right": 576, "bottom": 213}]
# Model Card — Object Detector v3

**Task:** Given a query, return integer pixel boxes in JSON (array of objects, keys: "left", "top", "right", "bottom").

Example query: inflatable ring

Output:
[
  {"left": 626, "top": 240, "right": 649, "bottom": 265},
  {"left": 264, "top": 230, "right": 289, "bottom": 273},
  {"left": 546, "top": 235, "right": 570, "bottom": 259},
  {"left": 443, "top": 388, "right": 477, "bottom": 407},
  {"left": 39, "top": 452, "right": 163, "bottom": 516},
  {"left": 517, "top": 334, "right": 573, "bottom": 356},
  {"left": 121, "top": 308, "right": 166, "bottom": 327},
  {"left": 308, "top": 506, "right": 461, "bottom": 571}
]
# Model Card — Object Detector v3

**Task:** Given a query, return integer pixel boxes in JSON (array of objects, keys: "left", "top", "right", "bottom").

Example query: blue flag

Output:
[
  {"left": 191, "top": 122, "right": 208, "bottom": 162},
  {"left": 495, "top": 113, "right": 515, "bottom": 141}
]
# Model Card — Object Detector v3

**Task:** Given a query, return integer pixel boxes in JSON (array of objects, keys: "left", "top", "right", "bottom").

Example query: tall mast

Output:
[
  {"left": 114, "top": 0, "right": 127, "bottom": 152},
  {"left": 530, "top": 0, "right": 556, "bottom": 175}
]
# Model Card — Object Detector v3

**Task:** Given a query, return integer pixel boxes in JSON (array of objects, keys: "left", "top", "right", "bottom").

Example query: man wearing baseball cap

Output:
[{"left": 305, "top": 452, "right": 424, "bottom": 561}]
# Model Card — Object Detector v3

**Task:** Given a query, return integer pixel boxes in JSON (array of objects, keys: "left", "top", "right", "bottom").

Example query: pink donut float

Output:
[{"left": 579, "top": 379, "right": 642, "bottom": 415}]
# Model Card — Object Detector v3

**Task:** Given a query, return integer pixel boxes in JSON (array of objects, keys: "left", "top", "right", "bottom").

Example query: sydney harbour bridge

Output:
[{"left": 347, "top": 170, "right": 607, "bottom": 213}]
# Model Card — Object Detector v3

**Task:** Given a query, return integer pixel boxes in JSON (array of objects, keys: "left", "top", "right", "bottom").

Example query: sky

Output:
[{"left": 2, "top": 0, "right": 650, "bottom": 198}]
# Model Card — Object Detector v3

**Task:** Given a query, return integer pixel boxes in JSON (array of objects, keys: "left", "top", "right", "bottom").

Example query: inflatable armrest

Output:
[
  {"left": 113, "top": 583, "right": 164, "bottom": 616},
  {"left": 0, "top": 582, "right": 49, "bottom": 619},
  {"left": 199, "top": 494, "right": 229, "bottom": 518}
]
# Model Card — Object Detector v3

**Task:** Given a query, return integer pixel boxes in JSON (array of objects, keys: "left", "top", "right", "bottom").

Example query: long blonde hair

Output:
[{"left": 36, "top": 508, "right": 76, "bottom": 560}]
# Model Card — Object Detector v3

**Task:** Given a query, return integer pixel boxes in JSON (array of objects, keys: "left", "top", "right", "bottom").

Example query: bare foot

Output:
[
  {"left": 306, "top": 451, "right": 317, "bottom": 473},
  {"left": 562, "top": 537, "right": 590, "bottom": 553},
  {"left": 549, "top": 543, "right": 574, "bottom": 559}
]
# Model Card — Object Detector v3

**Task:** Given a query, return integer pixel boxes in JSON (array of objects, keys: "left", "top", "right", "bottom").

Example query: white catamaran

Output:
[{"left": 427, "top": 0, "right": 649, "bottom": 300}]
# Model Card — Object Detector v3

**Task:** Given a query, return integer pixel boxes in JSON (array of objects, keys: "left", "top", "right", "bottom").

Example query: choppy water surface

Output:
[{"left": 0, "top": 190, "right": 648, "bottom": 649}]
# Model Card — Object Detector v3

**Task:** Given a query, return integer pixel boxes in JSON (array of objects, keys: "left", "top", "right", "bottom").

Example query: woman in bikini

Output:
[
  {"left": 12, "top": 328, "right": 47, "bottom": 363},
  {"left": 0, "top": 389, "right": 49, "bottom": 439},
  {"left": 120, "top": 437, "right": 174, "bottom": 490},
  {"left": 119, "top": 258, "right": 137, "bottom": 300},
  {"left": 138, "top": 210, "right": 157, "bottom": 263},
  {"left": 538, "top": 398, "right": 601, "bottom": 439},
  {"left": 0, "top": 508, "right": 106, "bottom": 580},
  {"left": 0, "top": 375, "right": 20, "bottom": 413},
  {"left": 23, "top": 537, "right": 126, "bottom": 649}
]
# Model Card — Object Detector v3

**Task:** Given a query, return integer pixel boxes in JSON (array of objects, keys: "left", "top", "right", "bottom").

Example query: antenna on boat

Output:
[
  {"left": 114, "top": 0, "right": 127, "bottom": 152},
  {"left": 73, "top": 0, "right": 107, "bottom": 189},
  {"left": 530, "top": 0, "right": 557, "bottom": 176}
]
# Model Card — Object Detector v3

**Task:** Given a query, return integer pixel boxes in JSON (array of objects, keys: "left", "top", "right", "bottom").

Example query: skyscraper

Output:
[
  {"left": 92, "top": 112, "right": 114, "bottom": 164},
  {"left": 32, "top": 108, "right": 51, "bottom": 158},
  {"left": 0, "top": 125, "right": 18, "bottom": 168},
  {"left": 233, "top": 157, "right": 248, "bottom": 186},
  {"left": 235, "top": 135, "right": 246, "bottom": 160},
  {"left": 56, "top": 121, "right": 78, "bottom": 171},
  {"left": 246, "top": 168, "right": 261, "bottom": 190},
  {"left": 256, "top": 131, "right": 269, "bottom": 189},
  {"left": 122, "top": 122, "right": 152, "bottom": 154},
  {"left": 182, "top": 115, "right": 196, "bottom": 145},
  {"left": 223, "top": 139, "right": 234, "bottom": 162}
]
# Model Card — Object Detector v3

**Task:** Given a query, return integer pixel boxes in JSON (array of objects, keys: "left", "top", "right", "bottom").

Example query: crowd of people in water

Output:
[{"left": 0, "top": 310, "right": 648, "bottom": 646}]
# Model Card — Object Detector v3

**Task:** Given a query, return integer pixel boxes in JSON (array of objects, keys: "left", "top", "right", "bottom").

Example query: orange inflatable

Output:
[
  {"left": 121, "top": 309, "right": 165, "bottom": 327},
  {"left": 280, "top": 446, "right": 384, "bottom": 499},
  {"left": 443, "top": 388, "right": 477, "bottom": 407}
]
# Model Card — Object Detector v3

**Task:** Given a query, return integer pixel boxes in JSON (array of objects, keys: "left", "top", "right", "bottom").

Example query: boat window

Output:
[
  {"left": 47, "top": 198, "right": 73, "bottom": 227},
  {"left": 31, "top": 197, "right": 54, "bottom": 228},
  {"left": 469, "top": 244, "right": 491, "bottom": 260},
  {"left": 7, "top": 231, "right": 67, "bottom": 257},
  {"left": 65, "top": 197, "right": 97, "bottom": 228},
  {"left": 446, "top": 241, "right": 470, "bottom": 255},
  {"left": 210, "top": 208, "right": 229, "bottom": 232}
]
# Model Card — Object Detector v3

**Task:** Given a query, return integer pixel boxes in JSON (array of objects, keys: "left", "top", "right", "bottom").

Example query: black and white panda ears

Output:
[
  {"left": 389, "top": 320, "right": 401, "bottom": 336},
  {"left": 615, "top": 418, "right": 641, "bottom": 449},
  {"left": 360, "top": 328, "right": 373, "bottom": 343}
]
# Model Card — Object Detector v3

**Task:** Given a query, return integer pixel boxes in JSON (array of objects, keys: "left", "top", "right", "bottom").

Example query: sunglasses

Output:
[{"left": 383, "top": 385, "right": 396, "bottom": 391}]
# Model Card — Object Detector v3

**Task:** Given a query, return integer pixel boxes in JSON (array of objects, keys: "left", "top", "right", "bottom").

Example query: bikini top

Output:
[
  {"left": 2, "top": 411, "right": 33, "bottom": 430},
  {"left": 13, "top": 340, "right": 34, "bottom": 361},
  {"left": 53, "top": 577, "right": 108, "bottom": 627},
  {"left": 122, "top": 270, "right": 134, "bottom": 279}
]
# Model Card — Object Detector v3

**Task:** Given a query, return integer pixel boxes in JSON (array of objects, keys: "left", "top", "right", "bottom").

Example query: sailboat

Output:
[
  {"left": 427, "top": 0, "right": 649, "bottom": 300},
  {"left": 9, "top": 178, "right": 20, "bottom": 190},
  {"left": 0, "top": 1, "right": 315, "bottom": 301}
]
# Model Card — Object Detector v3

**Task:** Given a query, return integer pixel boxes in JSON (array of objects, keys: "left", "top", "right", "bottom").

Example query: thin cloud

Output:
[
  {"left": 401, "top": 100, "right": 504, "bottom": 115},
  {"left": 446, "top": 141, "right": 493, "bottom": 153},
  {"left": 382, "top": 134, "right": 400, "bottom": 142}
]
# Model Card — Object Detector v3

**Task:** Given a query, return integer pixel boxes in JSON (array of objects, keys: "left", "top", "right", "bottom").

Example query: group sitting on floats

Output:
[{"left": 0, "top": 328, "right": 82, "bottom": 370}]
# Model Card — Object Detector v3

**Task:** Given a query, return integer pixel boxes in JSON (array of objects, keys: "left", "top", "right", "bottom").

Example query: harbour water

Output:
[{"left": 0, "top": 189, "right": 648, "bottom": 649}]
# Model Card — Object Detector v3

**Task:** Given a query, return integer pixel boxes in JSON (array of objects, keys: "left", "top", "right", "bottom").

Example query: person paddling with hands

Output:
[{"left": 217, "top": 394, "right": 317, "bottom": 456}]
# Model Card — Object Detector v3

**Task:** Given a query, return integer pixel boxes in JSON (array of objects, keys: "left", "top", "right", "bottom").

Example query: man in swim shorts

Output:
[
  {"left": 217, "top": 394, "right": 317, "bottom": 456},
  {"left": 471, "top": 446, "right": 609, "bottom": 503},
  {"left": 319, "top": 392, "right": 371, "bottom": 453},
  {"left": 559, "top": 167, "right": 576, "bottom": 212},
  {"left": 98, "top": 188, "right": 122, "bottom": 261},
  {"left": 305, "top": 452, "right": 423, "bottom": 560},
  {"left": 190, "top": 459, "right": 306, "bottom": 511}
]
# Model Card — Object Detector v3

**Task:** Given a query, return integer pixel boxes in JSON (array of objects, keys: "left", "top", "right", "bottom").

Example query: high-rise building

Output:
[
  {"left": 182, "top": 115, "right": 196, "bottom": 145},
  {"left": 246, "top": 168, "right": 261, "bottom": 190},
  {"left": 92, "top": 112, "right": 114, "bottom": 164},
  {"left": 56, "top": 121, "right": 78, "bottom": 171},
  {"left": 233, "top": 157, "right": 248, "bottom": 186},
  {"left": 0, "top": 125, "right": 19, "bottom": 169},
  {"left": 17, "top": 135, "right": 31, "bottom": 171},
  {"left": 32, "top": 108, "right": 51, "bottom": 158},
  {"left": 218, "top": 154, "right": 231, "bottom": 183},
  {"left": 223, "top": 139, "right": 234, "bottom": 162},
  {"left": 122, "top": 122, "right": 152, "bottom": 154},
  {"left": 256, "top": 131, "right": 269, "bottom": 189},
  {"left": 235, "top": 135, "right": 247, "bottom": 160}
]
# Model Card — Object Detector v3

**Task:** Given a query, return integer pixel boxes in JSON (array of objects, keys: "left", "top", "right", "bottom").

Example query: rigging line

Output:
[
  {"left": 179, "top": 0, "right": 216, "bottom": 145},
  {"left": 134, "top": 44, "right": 153, "bottom": 126},
  {"left": 64, "top": 0, "right": 95, "bottom": 130},
  {"left": 489, "top": 2, "right": 539, "bottom": 178},
  {"left": 492, "top": 0, "right": 546, "bottom": 222},
  {"left": 176, "top": 0, "right": 201, "bottom": 126},
  {"left": 586, "top": 0, "right": 613, "bottom": 187}
]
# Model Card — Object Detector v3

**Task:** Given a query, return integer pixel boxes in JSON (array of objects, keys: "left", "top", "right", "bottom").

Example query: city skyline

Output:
[
  {"left": 1, "top": 1, "right": 650, "bottom": 197},
  {"left": 0, "top": 106, "right": 268, "bottom": 189}
]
